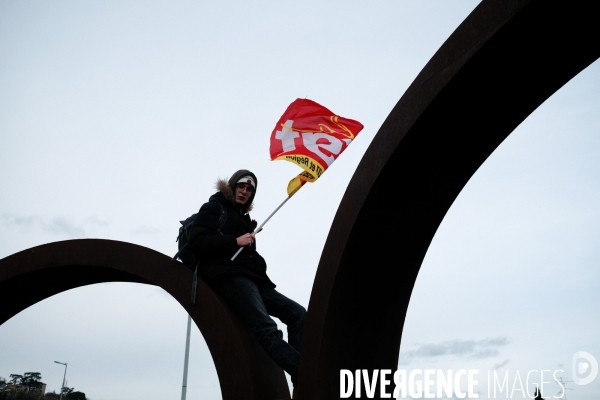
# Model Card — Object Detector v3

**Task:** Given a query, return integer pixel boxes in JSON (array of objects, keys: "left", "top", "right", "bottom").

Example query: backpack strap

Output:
[{"left": 215, "top": 201, "right": 227, "bottom": 235}]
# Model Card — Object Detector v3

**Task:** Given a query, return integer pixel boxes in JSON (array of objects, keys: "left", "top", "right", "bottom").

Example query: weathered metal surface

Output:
[
  {"left": 298, "top": 0, "right": 600, "bottom": 398},
  {"left": 0, "top": 239, "right": 289, "bottom": 400},
  {"left": 1, "top": 0, "right": 599, "bottom": 399}
]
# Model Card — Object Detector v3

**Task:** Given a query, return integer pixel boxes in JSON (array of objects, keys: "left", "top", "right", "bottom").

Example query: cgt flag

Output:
[{"left": 270, "top": 98, "right": 364, "bottom": 196}]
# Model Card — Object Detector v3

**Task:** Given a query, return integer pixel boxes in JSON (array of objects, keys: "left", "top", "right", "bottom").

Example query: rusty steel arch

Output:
[
  {"left": 298, "top": 0, "right": 599, "bottom": 398},
  {"left": 1, "top": 0, "right": 599, "bottom": 399},
  {"left": 0, "top": 239, "right": 290, "bottom": 400}
]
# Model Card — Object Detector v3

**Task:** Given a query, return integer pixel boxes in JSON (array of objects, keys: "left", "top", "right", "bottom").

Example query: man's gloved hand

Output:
[{"left": 251, "top": 219, "right": 263, "bottom": 233}]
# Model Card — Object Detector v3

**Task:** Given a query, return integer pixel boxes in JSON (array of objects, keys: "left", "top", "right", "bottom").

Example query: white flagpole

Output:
[{"left": 231, "top": 195, "right": 291, "bottom": 261}]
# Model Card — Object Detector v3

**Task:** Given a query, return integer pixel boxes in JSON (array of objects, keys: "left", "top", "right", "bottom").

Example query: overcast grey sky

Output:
[{"left": 1, "top": 1, "right": 598, "bottom": 399}]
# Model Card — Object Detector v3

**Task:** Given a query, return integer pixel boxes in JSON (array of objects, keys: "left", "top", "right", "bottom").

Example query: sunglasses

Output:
[{"left": 236, "top": 183, "right": 254, "bottom": 193}]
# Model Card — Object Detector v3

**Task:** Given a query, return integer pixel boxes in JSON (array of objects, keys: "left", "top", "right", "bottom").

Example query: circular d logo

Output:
[{"left": 572, "top": 351, "right": 598, "bottom": 385}]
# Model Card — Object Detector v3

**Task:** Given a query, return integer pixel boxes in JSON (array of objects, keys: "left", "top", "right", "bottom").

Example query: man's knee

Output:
[{"left": 293, "top": 304, "right": 307, "bottom": 326}]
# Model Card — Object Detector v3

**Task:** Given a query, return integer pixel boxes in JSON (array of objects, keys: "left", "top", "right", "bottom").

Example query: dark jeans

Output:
[{"left": 214, "top": 275, "right": 306, "bottom": 386}]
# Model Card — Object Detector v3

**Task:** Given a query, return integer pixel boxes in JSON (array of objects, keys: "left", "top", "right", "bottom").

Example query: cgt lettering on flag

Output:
[{"left": 270, "top": 98, "right": 364, "bottom": 196}]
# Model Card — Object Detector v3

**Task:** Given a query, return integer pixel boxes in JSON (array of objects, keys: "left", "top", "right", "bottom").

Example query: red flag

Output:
[{"left": 270, "top": 98, "right": 364, "bottom": 196}]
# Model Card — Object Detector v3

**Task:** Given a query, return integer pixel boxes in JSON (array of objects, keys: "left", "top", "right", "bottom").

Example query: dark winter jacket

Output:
[{"left": 188, "top": 171, "right": 275, "bottom": 287}]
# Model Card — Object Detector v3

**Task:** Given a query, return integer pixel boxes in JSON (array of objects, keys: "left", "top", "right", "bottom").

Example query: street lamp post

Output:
[{"left": 54, "top": 361, "right": 67, "bottom": 400}]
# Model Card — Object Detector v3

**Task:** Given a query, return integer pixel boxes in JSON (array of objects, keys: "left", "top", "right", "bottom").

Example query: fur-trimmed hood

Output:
[{"left": 215, "top": 169, "right": 257, "bottom": 213}]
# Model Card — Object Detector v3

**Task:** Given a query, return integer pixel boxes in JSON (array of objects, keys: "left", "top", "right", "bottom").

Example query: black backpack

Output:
[{"left": 173, "top": 200, "right": 227, "bottom": 268}]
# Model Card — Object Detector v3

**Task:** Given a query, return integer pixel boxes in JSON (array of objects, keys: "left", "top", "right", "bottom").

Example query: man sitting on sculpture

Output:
[{"left": 188, "top": 169, "right": 306, "bottom": 391}]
